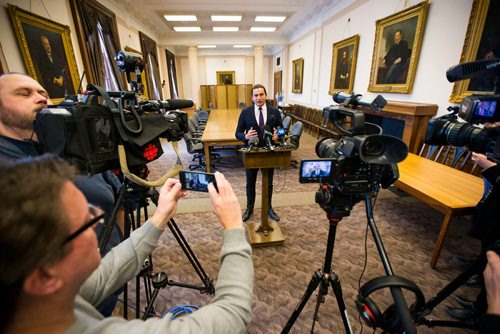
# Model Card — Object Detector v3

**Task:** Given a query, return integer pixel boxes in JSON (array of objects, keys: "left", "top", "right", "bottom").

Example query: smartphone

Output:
[
  {"left": 299, "top": 159, "right": 334, "bottom": 183},
  {"left": 179, "top": 171, "right": 217, "bottom": 192}
]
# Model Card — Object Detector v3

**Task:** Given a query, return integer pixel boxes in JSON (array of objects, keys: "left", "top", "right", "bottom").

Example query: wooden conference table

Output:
[
  {"left": 395, "top": 153, "right": 484, "bottom": 269},
  {"left": 201, "top": 109, "right": 243, "bottom": 173}
]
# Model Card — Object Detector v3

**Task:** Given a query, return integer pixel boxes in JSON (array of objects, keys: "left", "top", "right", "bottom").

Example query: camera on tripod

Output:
[
  {"left": 424, "top": 58, "right": 500, "bottom": 160},
  {"left": 299, "top": 92, "right": 408, "bottom": 216},
  {"left": 34, "top": 51, "right": 191, "bottom": 176}
]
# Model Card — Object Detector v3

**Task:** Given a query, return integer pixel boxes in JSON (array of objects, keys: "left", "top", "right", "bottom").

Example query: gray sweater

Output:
[{"left": 66, "top": 221, "right": 253, "bottom": 333}]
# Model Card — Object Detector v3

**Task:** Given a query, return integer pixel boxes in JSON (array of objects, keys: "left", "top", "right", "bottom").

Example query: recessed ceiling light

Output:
[
  {"left": 211, "top": 15, "right": 242, "bottom": 22},
  {"left": 173, "top": 27, "right": 201, "bottom": 32},
  {"left": 164, "top": 15, "right": 197, "bottom": 21},
  {"left": 250, "top": 27, "right": 276, "bottom": 32},
  {"left": 255, "top": 16, "right": 286, "bottom": 22},
  {"left": 213, "top": 27, "right": 239, "bottom": 32},
  {"left": 198, "top": 45, "right": 217, "bottom": 48},
  {"left": 234, "top": 45, "right": 252, "bottom": 48}
]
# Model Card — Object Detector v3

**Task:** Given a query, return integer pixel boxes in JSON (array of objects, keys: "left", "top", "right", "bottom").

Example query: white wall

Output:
[
  {"left": 283, "top": 0, "right": 474, "bottom": 116},
  {"left": 288, "top": 32, "right": 317, "bottom": 104}
]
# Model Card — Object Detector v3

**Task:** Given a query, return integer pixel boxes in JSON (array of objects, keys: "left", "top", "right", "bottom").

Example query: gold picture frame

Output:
[
  {"left": 368, "top": 1, "right": 429, "bottom": 94},
  {"left": 329, "top": 35, "right": 359, "bottom": 95},
  {"left": 217, "top": 71, "right": 235, "bottom": 85},
  {"left": 8, "top": 5, "right": 80, "bottom": 103},
  {"left": 292, "top": 57, "right": 304, "bottom": 93},
  {"left": 449, "top": 0, "right": 498, "bottom": 103}
]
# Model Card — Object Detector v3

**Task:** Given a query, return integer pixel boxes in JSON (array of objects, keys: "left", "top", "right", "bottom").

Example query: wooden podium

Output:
[{"left": 241, "top": 148, "right": 291, "bottom": 247}]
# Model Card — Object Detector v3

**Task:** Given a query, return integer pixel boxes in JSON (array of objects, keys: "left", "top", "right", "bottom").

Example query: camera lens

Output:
[
  {"left": 315, "top": 137, "right": 342, "bottom": 158},
  {"left": 425, "top": 118, "right": 491, "bottom": 152}
]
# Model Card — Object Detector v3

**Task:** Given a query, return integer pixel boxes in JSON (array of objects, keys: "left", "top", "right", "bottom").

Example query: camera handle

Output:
[{"left": 363, "top": 192, "right": 417, "bottom": 334}]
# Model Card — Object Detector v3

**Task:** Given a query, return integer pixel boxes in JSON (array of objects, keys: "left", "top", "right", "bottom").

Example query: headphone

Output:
[{"left": 355, "top": 276, "right": 425, "bottom": 333}]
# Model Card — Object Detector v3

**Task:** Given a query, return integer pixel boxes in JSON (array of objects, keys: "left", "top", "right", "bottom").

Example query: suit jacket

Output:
[{"left": 235, "top": 104, "right": 283, "bottom": 147}]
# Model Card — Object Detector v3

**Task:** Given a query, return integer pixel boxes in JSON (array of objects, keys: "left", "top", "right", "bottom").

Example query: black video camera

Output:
[
  {"left": 299, "top": 92, "right": 408, "bottom": 216},
  {"left": 35, "top": 85, "right": 190, "bottom": 174},
  {"left": 425, "top": 58, "right": 500, "bottom": 159},
  {"left": 34, "top": 51, "right": 191, "bottom": 175}
]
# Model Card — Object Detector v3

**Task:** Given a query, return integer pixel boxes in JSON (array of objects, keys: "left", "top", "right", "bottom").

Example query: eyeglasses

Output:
[{"left": 63, "top": 204, "right": 105, "bottom": 245}]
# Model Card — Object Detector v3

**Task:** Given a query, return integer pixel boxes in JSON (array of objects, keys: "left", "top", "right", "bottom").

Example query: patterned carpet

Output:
[{"left": 119, "top": 131, "right": 481, "bottom": 333}]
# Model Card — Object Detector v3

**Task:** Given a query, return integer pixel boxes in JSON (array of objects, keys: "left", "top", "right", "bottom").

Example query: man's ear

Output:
[{"left": 23, "top": 266, "right": 64, "bottom": 296}]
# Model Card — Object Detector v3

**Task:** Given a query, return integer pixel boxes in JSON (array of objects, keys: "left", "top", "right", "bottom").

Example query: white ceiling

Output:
[{"left": 114, "top": 0, "right": 342, "bottom": 55}]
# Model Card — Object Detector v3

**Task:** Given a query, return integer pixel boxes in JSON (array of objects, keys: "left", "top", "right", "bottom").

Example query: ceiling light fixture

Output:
[
  {"left": 198, "top": 45, "right": 217, "bottom": 48},
  {"left": 250, "top": 27, "right": 276, "bottom": 32},
  {"left": 211, "top": 15, "right": 242, "bottom": 22},
  {"left": 234, "top": 45, "right": 252, "bottom": 48},
  {"left": 255, "top": 16, "right": 286, "bottom": 22},
  {"left": 164, "top": 15, "right": 197, "bottom": 21},
  {"left": 213, "top": 27, "right": 239, "bottom": 32},
  {"left": 173, "top": 27, "right": 201, "bottom": 32}
]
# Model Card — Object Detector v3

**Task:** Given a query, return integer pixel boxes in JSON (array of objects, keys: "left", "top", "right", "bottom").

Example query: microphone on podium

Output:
[
  {"left": 263, "top": 125, "right": 275, "bottom": 151},
  {"left": 276, "top": 126, "right": 286, "bottom": 146},
  {"left": 248, "top": 136, "right": 259, "bottom": 150}
]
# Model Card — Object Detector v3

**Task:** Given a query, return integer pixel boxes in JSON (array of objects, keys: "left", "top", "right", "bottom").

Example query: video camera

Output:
[
  {"left": 299, "top": 92, "right": 408, "bottom": 216},
  {"left": 34, "top": 51, "right": 191, "bottom": 178},
  {"left": 425, "top": 58, "right": 500, "bottom": 159}
]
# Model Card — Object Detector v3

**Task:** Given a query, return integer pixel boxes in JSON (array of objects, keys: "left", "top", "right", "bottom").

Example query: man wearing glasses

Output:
[
  {"left": 0, "top": 72, "right": 123, "bottom": 315},
  {"left": 0, "top": 155, "right": 253, "bottom": 333}
]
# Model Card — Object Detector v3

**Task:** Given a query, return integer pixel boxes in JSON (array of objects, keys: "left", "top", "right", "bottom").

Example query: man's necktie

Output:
[{"left": 258, "top": 107, "right": 264, "bottom": 128}]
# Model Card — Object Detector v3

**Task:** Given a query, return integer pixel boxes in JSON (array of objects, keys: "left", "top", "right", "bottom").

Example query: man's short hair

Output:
[
  {"left": 252, "top": 84, "right": 267, "bottom": 95},
  {"left": 0, "top": 154, "right": 75, "bottom": 330}
]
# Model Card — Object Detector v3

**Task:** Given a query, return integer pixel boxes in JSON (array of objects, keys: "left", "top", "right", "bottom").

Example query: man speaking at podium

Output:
[{"left": 235, "top": 84, "right": 283, "bottom": 222}]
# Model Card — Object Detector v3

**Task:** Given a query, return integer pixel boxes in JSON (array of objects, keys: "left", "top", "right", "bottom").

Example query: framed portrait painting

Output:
[
  {"left": 8, "top": 5, "right": 80, "bottom": 103},
  {"left": 292, "top": 57, "right": 304, "bottom": 93},
  {"left": 329, "top": 35, "right": 359, "bottom": 95},
  {"left": 449, "top": 0, "right": 500, "bottom": 103},
  {"left": 217, "top": 71, "right": 235, "bottom": 85},
  {"left": 368, "top": 1, "right": 429, "bottom": 94}
]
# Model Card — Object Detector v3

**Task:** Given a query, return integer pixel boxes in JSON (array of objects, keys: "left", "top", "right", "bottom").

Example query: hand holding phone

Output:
[{"left": 180, "top": 171, "right": 218, "bottom": 192}]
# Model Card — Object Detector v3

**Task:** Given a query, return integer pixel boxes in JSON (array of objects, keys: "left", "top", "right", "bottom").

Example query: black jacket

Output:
[{"left": 235, "top": 104, "right": 283, "bottom": 147}]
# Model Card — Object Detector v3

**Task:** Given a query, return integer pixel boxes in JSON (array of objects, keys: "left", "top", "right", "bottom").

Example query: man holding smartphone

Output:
[
  {"left": 0, "top": 156, "right": 253, "bottom": 333},
  {"left": 235, "top": 84, "right": 282, "bottom": 222}
]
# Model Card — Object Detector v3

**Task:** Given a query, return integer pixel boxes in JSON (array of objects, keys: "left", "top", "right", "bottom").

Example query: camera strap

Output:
[
  {"left": 86, "top": 84, "right": 130, "bottom": 143},
  {"left": 118, "top": 141, "right": 183, "bottom": 187}
]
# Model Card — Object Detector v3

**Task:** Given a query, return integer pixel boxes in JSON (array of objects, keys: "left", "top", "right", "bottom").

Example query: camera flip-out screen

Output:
[{"left": 299, "top": 159, "right": 333, "bottom": 183}]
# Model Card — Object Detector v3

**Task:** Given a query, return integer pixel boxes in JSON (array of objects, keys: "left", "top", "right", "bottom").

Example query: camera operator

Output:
[
  {"left": 0, "top": 155, "right": 253, "bottom": 333},
  {"left": 0, "top": 72, "right": 123, "bottom": 315},
  {"left": 445, "top": 148, "right": 500, "bottom": 322}
]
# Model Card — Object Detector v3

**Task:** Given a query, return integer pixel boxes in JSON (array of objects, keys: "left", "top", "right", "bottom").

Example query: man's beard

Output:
[{"left": 0, "top": 101, "right": 36, "bottom": 131}]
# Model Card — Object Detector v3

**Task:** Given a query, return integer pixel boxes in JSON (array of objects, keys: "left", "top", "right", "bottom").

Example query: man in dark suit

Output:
[
  {"left": 381, "top": 29, "right": 410, "bottom": 84},
  {"left": 235, "top": 84, "right": 282, "bottom": 222},
  {"left": 310, "top": 163, "right": 326, "bottom": 177}
]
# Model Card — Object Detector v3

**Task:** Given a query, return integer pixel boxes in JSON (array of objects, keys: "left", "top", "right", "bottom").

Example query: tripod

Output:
[
  {"left": 282, "top": 192, "right": 416, "bottom": 334},
  {"left": 281, "top": 214, "right": 352, "bottom": 334},
  {"left": 414, "top": 241, "right": 500, "bottom": 330},
  {"left": 98, "top": 178, "right": 214, "bottom": 319}
]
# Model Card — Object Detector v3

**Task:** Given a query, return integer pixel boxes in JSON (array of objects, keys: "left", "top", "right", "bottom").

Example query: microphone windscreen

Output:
[
  {"left": 446, "top": 59, "right": 500, "bottom": 82},
  {"left": 165, "top": 99, "right": 194, "bottom": 110},
  {"left": 263, "top": 125, "right": 273, "bottom": 136},
  {"left": 249, "top": 136, "right": 259, "bottom": 145}
]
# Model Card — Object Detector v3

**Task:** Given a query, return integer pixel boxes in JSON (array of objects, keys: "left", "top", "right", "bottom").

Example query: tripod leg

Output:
[
  {"left": 329, "top": 275, "right": 353, "bottom": 334},
  {"left": 281, "top": 269, "right": 323, "bottom": 334},
  {"left": 310, "top": 277, "right": 328, "bottom": 333}
]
